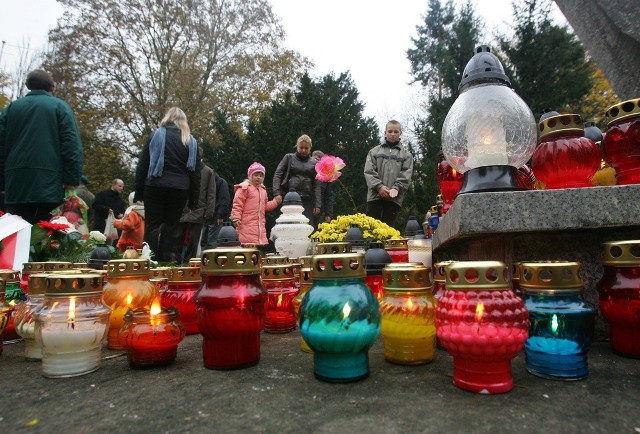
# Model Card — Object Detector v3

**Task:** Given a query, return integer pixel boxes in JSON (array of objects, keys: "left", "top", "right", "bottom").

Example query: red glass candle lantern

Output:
[
  {"left": 364, "top": 242, "right": 393, "bottom": 301},
  {"left": 436, "top": 261, "right": 529, "bottom": 394},
  {"left": 102, "top": 259, "right": 159, "bottom": 350},
  {"left": 432, "top": 261, "right": 453, "bottom": 301},
  {"left": 149, "top": 267, "right": 170, "bottom": 294},
  {"left": 194, "top": 248, "right": 267, "bottom": 369},
  {"left": 163, "top": 266, "right": 201, "bottom": 335},
  {"left": 383, "top": 239, "right": 409, "bottom": 263},
  {"left": 118, "top": 299, "right": 186, "bottom": 368},
  {"left": 602, "top": 99, "right": 640, "bottom": 184},
  {"left": 380, "top": 263, "right": 437, "bottom": 365},
  {"left": 293, "top": 256, "right": 313, "bottom": 353},
  {"left": 437, "top": 158, "right": 464, "bottom": 215},
  {"left": 532, "top": 113, "right": 601, "bottom": 189},
  {"left": 597, "top": 240, "right": 640, "bottom": 357},
  {"left": 261, "top": 264, "right": 298, "bottom": 333}
]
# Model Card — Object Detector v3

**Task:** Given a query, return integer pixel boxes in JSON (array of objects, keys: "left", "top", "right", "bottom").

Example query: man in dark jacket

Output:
[
  {"left": 202, "top": 173, "right": 231, "bottom": 249},
  {"left": 92, "top": 179, "right": 126, "bottom": 233},
  {"left": 0, "top": 69, "right": 83, "bottom": 224}
]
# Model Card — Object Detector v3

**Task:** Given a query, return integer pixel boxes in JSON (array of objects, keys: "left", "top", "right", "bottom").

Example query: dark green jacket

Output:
[{"left": 0, "top": 90, "right": 83, "bottom": 204}]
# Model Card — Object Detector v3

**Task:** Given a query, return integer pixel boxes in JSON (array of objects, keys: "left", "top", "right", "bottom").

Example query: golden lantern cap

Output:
[
  {"left": 311, "top": 253, "right": 365, "bottom": 279},
  {"left": 511, "top": 261, "right": 522, "bottom": 281},
  {"left": 261, "top": 254, "right": 289, "bottom": 266},
  {"left": 606, "top": 98, "right": 640, "bottom": 128},
  {"left": 149, "top": 266, "right": 171, "bottom": 279},
  {"left": 169, "top": 266, "right": 201, "bottom": 283},
  {"left": 22, "top": 262, "right": 72, "bottom": 274},
  {"left": 539, "top": 113, "right": 584, "bottom": 140},
  {"left": 0, "top": 269, "right": 19, "bottom": 283},
  {"left": 429, "top": 205, "right": 439, "bottom": 214},
  {"left": 44, "top": 273, "right": 104, "bottom": 296},
  {"left": 445, "top": 261, "right": 509, "bottom": 290},
  {"left": 382, "top": 263, "right": 433, "bottom": 292},
  {"left": 519, "top": 261, "right": 582, "bottom": 290},
  {"left": 105, "top": 259, "right": 152, "bottom": 277},
  {"left": 201, "top": 248, "right": 261, "bottom": 275},
  {"left": 383, "top": 238, "right": 408, "bottom": 250},
  {"left": 261, "top": 264, "right": 296, "bottom": 281},
  {"left": 188, "top": 258, "right": 201, "bottom": 268},
  {"left": 436, "top": 194, "right": 443, "bottom": 204},
  {"left": 314, "top": 242, "right": 352, "bottom": 255},
  {"left": 602, "top": 240, "right": 640, "bottom": 266},
  {"left": 434, "top": 260, "right": 456, "bottom": 283},
  {"left": 28, "top": 273, "right": 49, "bottom": 295}
]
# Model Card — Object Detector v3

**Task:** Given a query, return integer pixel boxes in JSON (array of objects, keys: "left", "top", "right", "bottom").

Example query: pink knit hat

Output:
[{"left": 247, "top": 161, "right": 266, "bottom": 178}]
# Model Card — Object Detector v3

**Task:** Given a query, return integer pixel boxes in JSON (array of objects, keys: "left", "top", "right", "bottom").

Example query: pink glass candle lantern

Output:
[
  {"left": 437, "top": 159, "right": 464, "bottom": 214},
  {"left": 602, "top": 99, "right": 640, "bottom": 184},
  {"left": 532, "top": 113, "right": 601, "bottom": 189},
  {"left": 118, "top": 299, "right": 186, "bottom": 368},
  {"left": 261, "top": 264, "right": 299, "bottom": 334},
  {"left": 597, "top": 240, "right": 640, "bottom": 357},
  {"left": 383, "top": 239, "right": 409, "bottom": 263},
  {"left": 194, "top": 248, "right": 267, "bottom": 369},
  {"left": 436, "top": 261, "right": 529, "bottom": 394},
  {"left": 36, "top": 274, "right": 110, "bottom": 378},
  {"left": 163, "top": 267, "right": 202, "bottom": 335}
]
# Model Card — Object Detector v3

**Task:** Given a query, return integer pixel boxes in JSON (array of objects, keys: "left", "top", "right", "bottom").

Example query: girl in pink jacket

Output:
[{"left": 231, "top": 162, "right": 282, "bottom": 245}]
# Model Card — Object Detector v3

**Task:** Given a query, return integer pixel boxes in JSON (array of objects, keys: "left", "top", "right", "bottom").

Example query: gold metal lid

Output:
[
  {"left": 149, "top": 267, "right": 171, "bottom": 279},
  {"left": 169, "top": 266, "right": 202, "bottom": 283},
  {"left": 383, "top": 239, "right": 408, "bottom": 250},
  {"left": 539, "top": 113, "right": 584, "bottom": 140},
  {"left": 519, "top": 261, "right": 582, "bottom": 290},
  {"left": 445, "top": 261, "right": 509, "bottom": 290},
  {"left": 44, "top": 273, "right": 104, "bottom": 296},
  {"left": 201, "top": 248, "right": 261, "bottom": 275},
  {"left": 606, "top": 98, "right": 640, "bottom": 128},
  {"left": 602, "top": 240, "right": 640, "bottom": 265},
  {"left": 511, "top": 261, "right": 522, "bottom": 281},
  {"left": 314, "top": 242, "right": 352, "bottom": 255},
  {"left": 261, "top": 264, "right": 296, "bottom": 281},
  {"left": 71, "top": 263, "right": 88, "bottom": 269},
  {"left": 434, "top": 260, "right": 455, "bottom": 283},
  {"left": 311, "top": 253, "right": 365, "bottom": 280},
  {"left": 242, "top": 243, "right": 259, "bottom": 250},
  {"left": 429, "top": 205, "right": 439, "bottom": 214},
  {"left": 105, "top": 259, "right": 151, "bottom": 277},
  {"left": 188, "top": 258, "right": 201, "bottom": 268},
  {"left": 22, "top": 262, "right": 73, "bottom": 274},
  {"left": 382, "top": 263, "right": 433, "bottom": 292},
  {"left": 261, "top": 255, "right": 289, "bottom": 266},
  {"left": 28, "top": 273, "right": 49, "bottom": 295},
  {"left": 299, "top": 256, "right": 313, "bottom": 270},
  {"left": 436, "top": 194, "right": 443, "bottom": 204},
  {"left": 0, "top": 269, "right": 19, "bottom": 283}
]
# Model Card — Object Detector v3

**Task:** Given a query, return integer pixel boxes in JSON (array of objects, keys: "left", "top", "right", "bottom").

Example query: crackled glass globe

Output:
[{"left": 442, "top": 84, "right": 537, "bottom": 173}]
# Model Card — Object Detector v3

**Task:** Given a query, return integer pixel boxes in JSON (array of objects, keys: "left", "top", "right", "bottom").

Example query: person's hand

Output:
[
  {"left": 275, "top": 196, "right": 282, "bottom": 205},
  {"left": 324, "top": 215, "right": 332, "bottom": 223},
  {"left": 378, "top": 185, "right": 391, "bottom": 198},
  {"left": 232, "top": 218, "right": 241, "bottom": 227},
  {"left": 108, "top": 209, "right": 114, "bottom": 215},
  {"left": 313, "top": 207, "right": 320, "bottom": 216},
  {"left": 389, "top": 188, "right": 398, "bottom": 199},
  {"left": 216, "top": 218, "right": 223, "bottom": 225},
  {"left": 117, "top": 213, "right": 124, "bottom": 218}
]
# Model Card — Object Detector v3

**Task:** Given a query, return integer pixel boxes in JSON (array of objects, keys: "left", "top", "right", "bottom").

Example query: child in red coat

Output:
[
  {"left": 114, "top": 192, "right": 145, "bottom": 252},
  {"left": 231, "top": 162, "right": 281, "bottom": 246}
]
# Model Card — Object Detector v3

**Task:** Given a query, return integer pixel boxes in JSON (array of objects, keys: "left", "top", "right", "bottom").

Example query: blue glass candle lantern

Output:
[
  {"left": 520, "top": 261, "right": 596, "bottom": 380},
  {"left": 299, "top": 253, "right": 381, "bottom": 382}
]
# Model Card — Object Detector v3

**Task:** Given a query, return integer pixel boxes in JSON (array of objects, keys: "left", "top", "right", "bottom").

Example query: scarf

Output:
[
  {"left": 124, "top": 204, "right": 145, "bottom": 220},
  {"left": 148, "top": 125, "right": 198, "bottom": 178}
]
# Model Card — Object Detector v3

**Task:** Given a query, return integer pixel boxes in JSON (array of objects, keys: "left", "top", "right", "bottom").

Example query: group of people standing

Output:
[{"left": 1, "top": 68, "right": 414, "bottom": 265}]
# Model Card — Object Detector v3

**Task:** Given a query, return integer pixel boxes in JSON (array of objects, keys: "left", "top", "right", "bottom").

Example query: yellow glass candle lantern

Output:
[{"left": 380, "top": 263, "right": 437, "bottom": 365}]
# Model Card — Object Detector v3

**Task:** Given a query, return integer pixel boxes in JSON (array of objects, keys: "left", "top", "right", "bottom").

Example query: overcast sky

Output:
[{"left": 0, "top": 0, "right": 566, "bottom": 133}]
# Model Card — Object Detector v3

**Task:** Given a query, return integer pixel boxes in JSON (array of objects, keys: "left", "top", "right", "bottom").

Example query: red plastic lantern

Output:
[
  {"left": 532, "top": 113, "right": 601, "bottom": 189},
  {"left": 436, "top": 261, "right": 528, "bottom": 394},
  {"left": 118, "top": 299, "right": 186, "bottom": 368},
  {"left": 602, "top": 99, "right": 640, "bottom": 184},
  {"left": 597, "top": 240, "right": 640, "bottom": 357},
  {"left": 437, "top": 159, "right": 464, "bottom": 214},
  {"left": 383, "top": 239, "right": 409, "bottom": 263},
  {"left": 163, "top": 267, "right": 201, "bottom": 335},
  {"left": 194, "top": 248, "right": 267, "bottom": 369},
  {"left": 261, "top": 264, "right": 298, "bottom": 334}
]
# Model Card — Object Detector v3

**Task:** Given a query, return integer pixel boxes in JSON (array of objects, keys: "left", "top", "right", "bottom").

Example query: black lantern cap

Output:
[
  {"left": 459, "top": 45, "right": 510, "bottom": 91},
  {"left": 404, "top": 216, "right": 422, "bottom": 238},
  {"left": 345, "top": 223, "right": 365, "bottom": 247},
  {"left": 364, "top": 242, "right": 392, "bottom": 274},
  {"left": 217, "top": 221, "right": 241, "bottom": 247},
  {"left": 283, "top": 191, "right": 303, "bottom": 206}
]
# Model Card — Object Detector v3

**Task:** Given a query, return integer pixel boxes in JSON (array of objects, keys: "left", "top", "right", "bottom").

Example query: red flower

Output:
[
  {"left": 0, "top": 211, "right": 4, "bottom": 217},
  {"left": 37, "top": 220, "right": 72, "bottom": 235}
]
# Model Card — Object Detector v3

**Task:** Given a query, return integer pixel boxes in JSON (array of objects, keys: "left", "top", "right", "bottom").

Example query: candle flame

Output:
[
  {"left": 277, "top": 293, "right": 283, "bottom": 307},
  {"left": 404, "top": 298, "right": 413, "bottom": 313},
  {"left": 452, "top": 168, "right": 457, "bottom": 177},
  {"left": 9, "top": 299, "right": 16, "bottom": 307},
  {"left": 475, "top": 302, "right": 484, "bottom": 323},
  {"left": 551, "top": 314, "right": 559, "bottom": 334},
  {"left": 126, "top": 293, "right": 133, "bottom": 306},
  {"left": 150, "top": 298, "right": 161, "bottom": 316},
  {"left": 69, "top": 296, "right": 76, "bottom": 321},
  {"left": 342, "top": 302, "right": 351, "bottom": 320}
]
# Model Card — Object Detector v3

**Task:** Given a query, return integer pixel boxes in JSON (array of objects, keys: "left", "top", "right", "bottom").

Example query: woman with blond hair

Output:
[
  {"left": 272, "top": 134, "right": 321, "bottom": 226},
  {"left": 134, "top": 107, "right": 201, "bottom": 262}
]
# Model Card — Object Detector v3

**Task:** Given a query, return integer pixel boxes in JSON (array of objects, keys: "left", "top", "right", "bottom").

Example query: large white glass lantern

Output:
[{"left": 442, "top": 45, "right": 538, "bottom": 194}]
